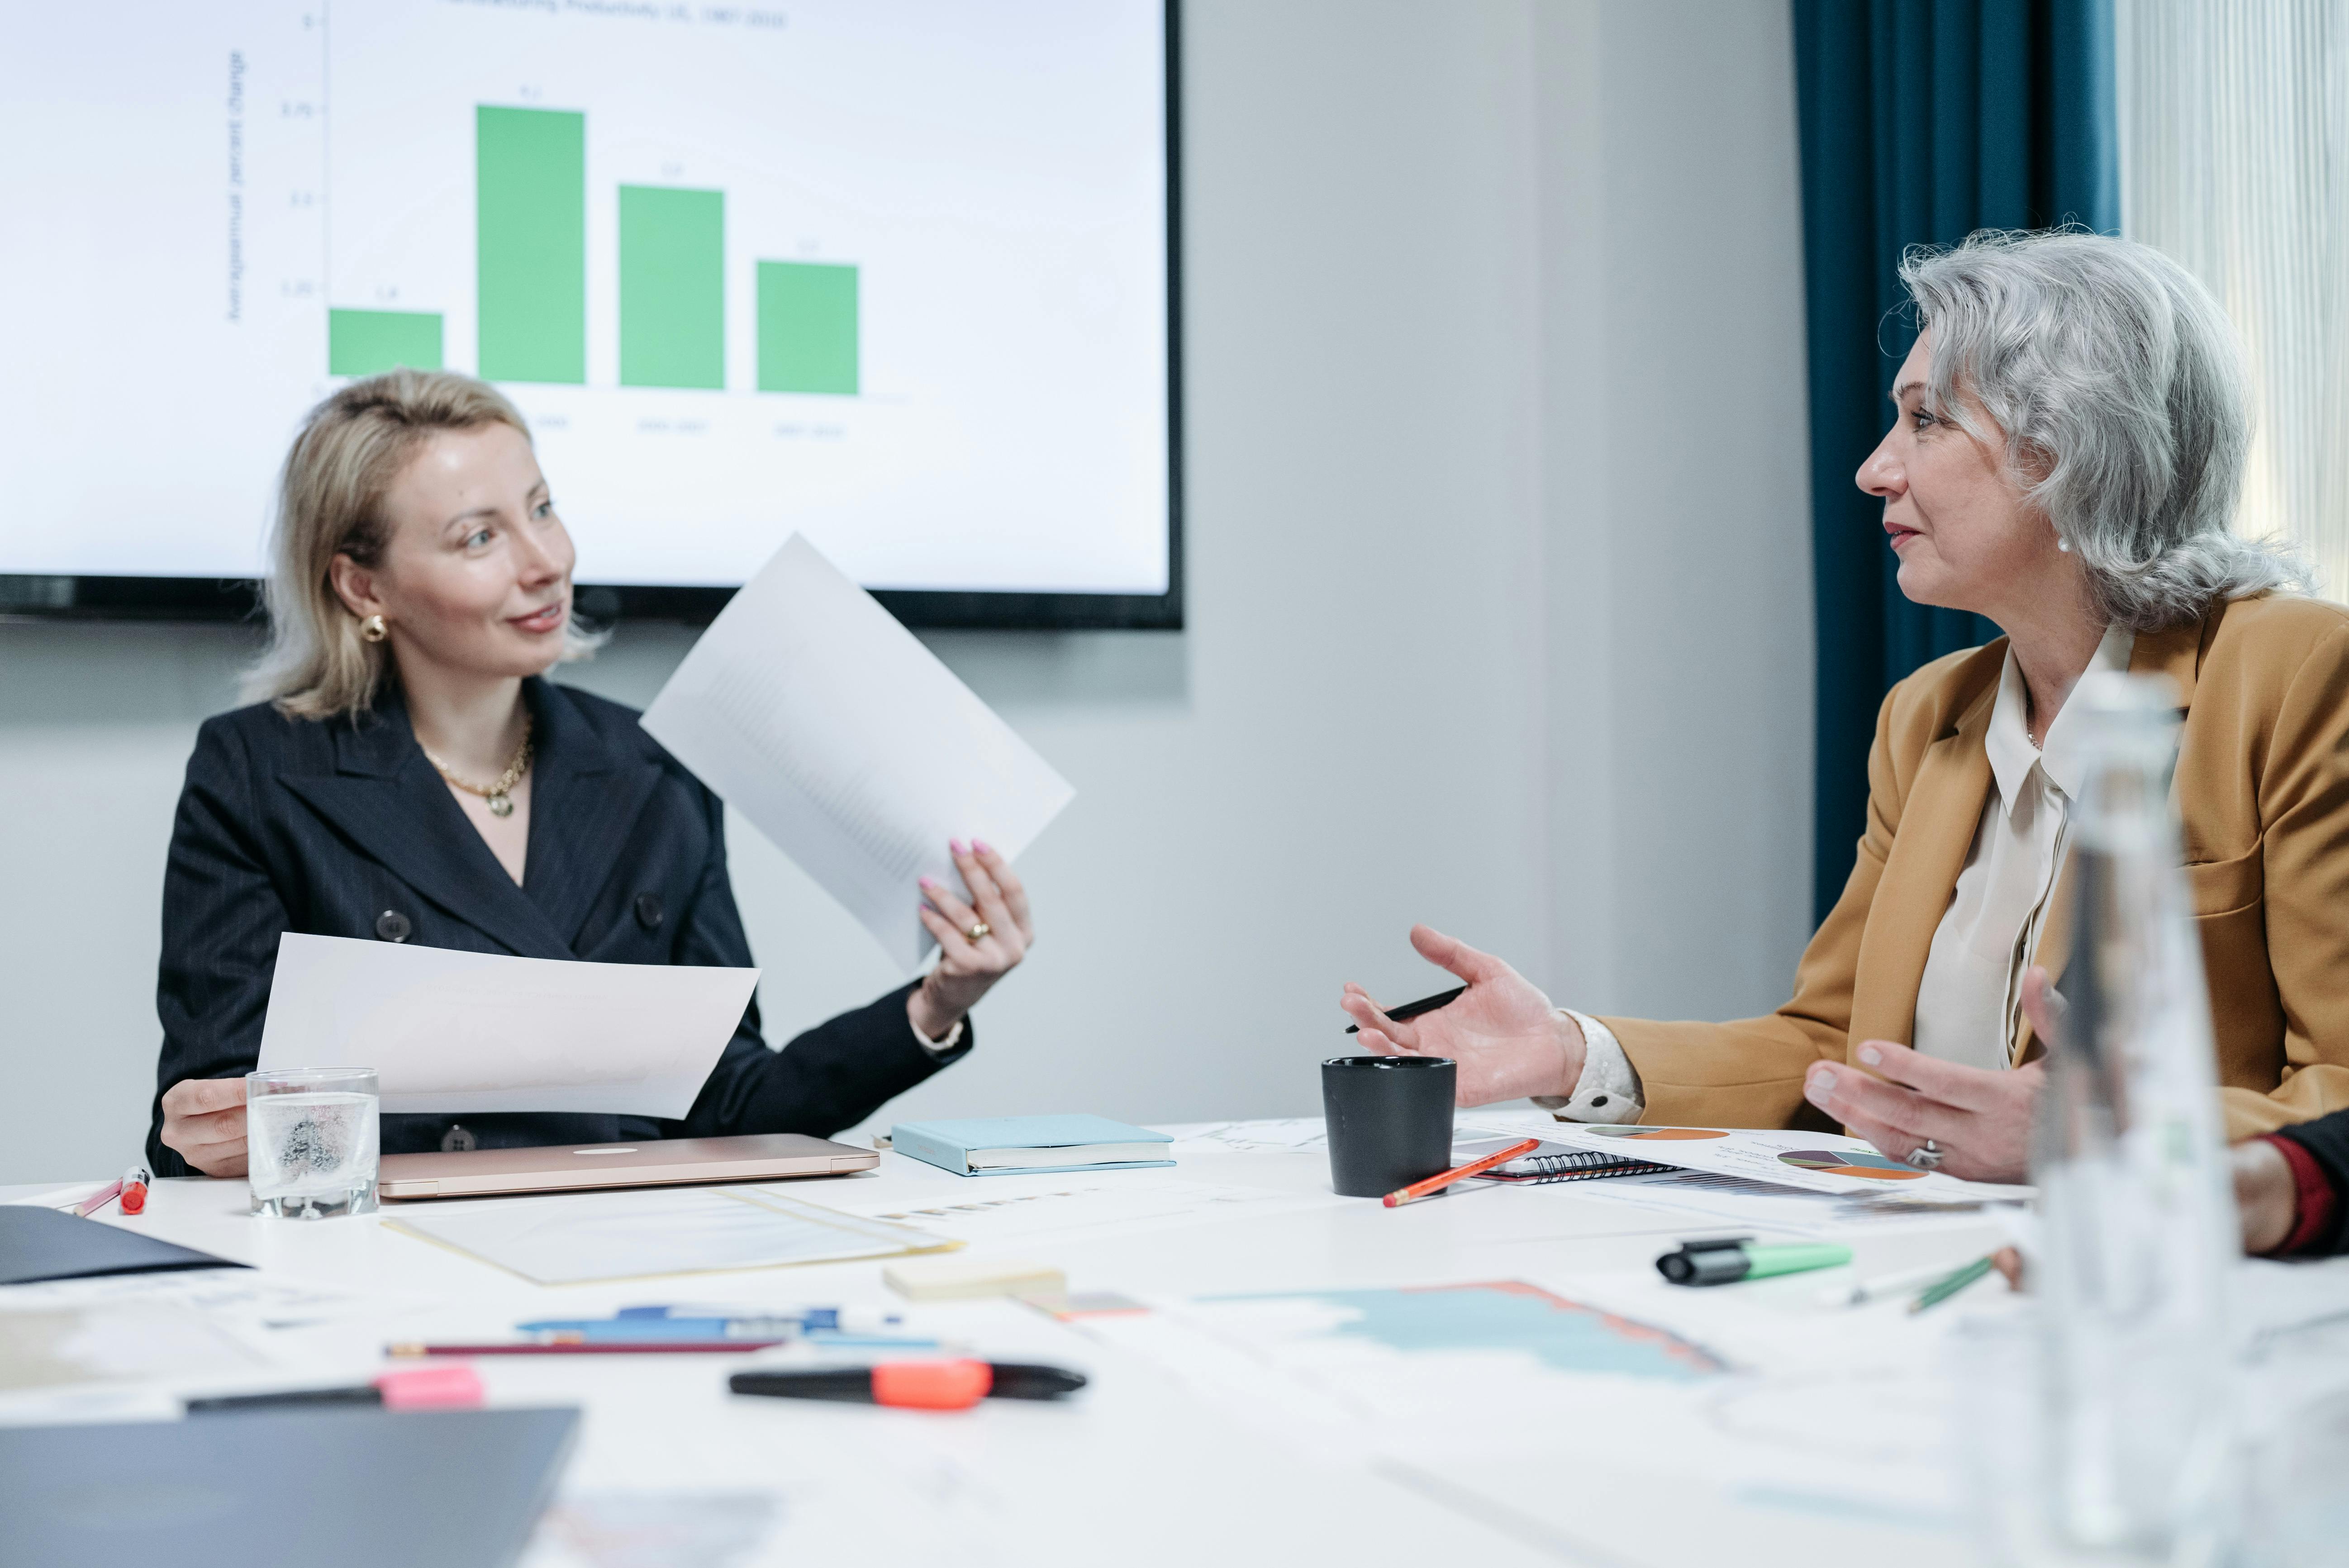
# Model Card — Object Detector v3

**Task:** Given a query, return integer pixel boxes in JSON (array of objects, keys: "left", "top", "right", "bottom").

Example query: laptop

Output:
[
  {"left": 3, "top": 1405, "right": 577, "bottom": 1568},
  {"left": 377, "top": 1132, "right": 878, "bottom": 1200}
]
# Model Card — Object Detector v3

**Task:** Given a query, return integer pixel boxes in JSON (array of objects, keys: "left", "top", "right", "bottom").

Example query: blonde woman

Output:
[{"left": 151, "top": 371, "right": 1031, "bottom": 1176}]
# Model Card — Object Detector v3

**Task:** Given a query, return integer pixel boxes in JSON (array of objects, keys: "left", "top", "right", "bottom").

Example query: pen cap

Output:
[
  {"left": 375, "top": 1364, "right": 484, "bottom": 1411},
  {"left": 1658, "top": 1247, "right": 1751, "bottom": 1286}
]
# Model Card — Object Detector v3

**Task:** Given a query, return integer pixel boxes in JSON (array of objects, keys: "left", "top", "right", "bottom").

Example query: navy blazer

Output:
[{"left": 147, "top": 677, "right": 968, "bottom": 1175}]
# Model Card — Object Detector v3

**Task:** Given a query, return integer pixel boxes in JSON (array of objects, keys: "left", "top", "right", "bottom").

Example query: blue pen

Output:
[
  {"left": 515, "top": 1308, "right": 934, "bottom": 1349},
  {"left": 617, "top": 1304, "right": 914, "bottom": 1335}
]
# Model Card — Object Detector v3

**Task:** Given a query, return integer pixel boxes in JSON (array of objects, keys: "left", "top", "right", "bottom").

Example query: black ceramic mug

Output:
[{"left": 1321, "top": 1055, "right": 1456, "bottom": 1198}]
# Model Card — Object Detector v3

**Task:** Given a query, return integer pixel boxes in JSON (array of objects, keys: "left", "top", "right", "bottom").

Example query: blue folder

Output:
[{"left": 890, "top": 1114, "right": 1176, "bottom": 1177}]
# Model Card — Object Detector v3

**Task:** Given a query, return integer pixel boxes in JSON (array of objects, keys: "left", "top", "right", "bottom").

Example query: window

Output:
[{"left": 2117, "top": 0, "right": 2349, "bottom": 597}]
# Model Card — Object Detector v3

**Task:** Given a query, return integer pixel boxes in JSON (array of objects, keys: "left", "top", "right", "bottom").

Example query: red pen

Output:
[
  {"left": 119, "top": 1166, "right": 151, "bottom": 1216},
  {"left": 387, "top": 1340, "right": 790, "bottom": 1357}
]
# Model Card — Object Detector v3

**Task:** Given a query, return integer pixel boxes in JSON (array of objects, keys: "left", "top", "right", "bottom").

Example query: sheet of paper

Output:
[
  {"left": 1068, "top": 1271, "right": 1986, "bottom": 1556},
  {"left": 258, "top": 933, "right": 756, "bottom": 1117},
  {"left": 522, "top": 1492, "right": 780, "bottom": 1568},
  {"left": 0, "top": 1268, "right": 433, "bottom": 1331},
  {"left": 0, "top": 1303, "right": 268, "bottom": 1395},
  {"left": 1563, "top": 1171, "right": 2002, "bottom": 1235},
  {"left": 0, "top": 1182, "right": 112, "bottom": 1209},
  {"left": 1153, "top": 1118, "right": 1331, "bottom": 1155},
  {"left": 804, "top": 1175, "right": 1347, "bottom": 1250},
  {"left": 383, "top": 1185, "right": 953, "bottom": 1286},
  {"left": 640, "top": 535, "right": 1075, "bottom": 972}
]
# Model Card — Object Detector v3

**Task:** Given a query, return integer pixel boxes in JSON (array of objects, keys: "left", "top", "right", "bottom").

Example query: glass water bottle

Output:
[{"left": 2034, "top": 671, "right": 2240, "bottom": 1563}]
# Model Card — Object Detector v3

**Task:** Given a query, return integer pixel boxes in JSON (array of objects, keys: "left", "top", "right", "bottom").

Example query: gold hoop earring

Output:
[{"left": 360, "top": 614, "right": 389, "bottom": 643}]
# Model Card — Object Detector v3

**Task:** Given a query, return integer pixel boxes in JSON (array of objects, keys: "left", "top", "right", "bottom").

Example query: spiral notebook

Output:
[{"left": 1450, "top": 1138, "right": 1673, "bottom": 1184}]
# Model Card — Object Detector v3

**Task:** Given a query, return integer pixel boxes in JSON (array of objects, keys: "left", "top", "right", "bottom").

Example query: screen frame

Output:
[{"left": 0, "top": 1, "right": 1184, "bottom": 635}]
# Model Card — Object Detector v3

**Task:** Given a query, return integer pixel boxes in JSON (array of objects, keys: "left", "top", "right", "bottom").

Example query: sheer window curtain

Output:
[{"left": 2115, "top": 1, "right": 2349, "bottom": 599}]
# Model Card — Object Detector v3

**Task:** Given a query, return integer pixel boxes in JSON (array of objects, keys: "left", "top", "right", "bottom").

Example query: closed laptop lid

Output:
[
  {"left": 377, "top": 1133, "right": 877, "bottom": 1200},
  {"left": 1, "top": 1406, "right": 578, "bottom": 1568}
]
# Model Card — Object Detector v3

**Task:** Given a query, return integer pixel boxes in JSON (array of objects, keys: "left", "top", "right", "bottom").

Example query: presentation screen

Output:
[{"left": 0, "top": 0, "right": 1177, "bottom": 626}]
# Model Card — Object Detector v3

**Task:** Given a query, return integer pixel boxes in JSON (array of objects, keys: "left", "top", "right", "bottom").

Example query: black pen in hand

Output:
[{"left": 1344, "top": 985, "right": 1466, "bottom": 1035}]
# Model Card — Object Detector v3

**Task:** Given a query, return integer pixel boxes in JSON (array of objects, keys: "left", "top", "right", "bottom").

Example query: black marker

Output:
[{"left": 731, "top": 1360, "right": 1085, "bottom": 1409}]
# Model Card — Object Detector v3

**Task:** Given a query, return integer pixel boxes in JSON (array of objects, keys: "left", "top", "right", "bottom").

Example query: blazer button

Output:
[
  {"left": 634, "top": 893, "right": 665, "bottom": 931},
  {"left": 374, "top": 909, "right": 412, "bottom": 944}
]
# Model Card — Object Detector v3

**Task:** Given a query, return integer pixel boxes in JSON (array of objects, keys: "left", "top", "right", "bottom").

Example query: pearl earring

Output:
[{"left": 2056, "top": 535, "right": 2072, "bottom": 553}]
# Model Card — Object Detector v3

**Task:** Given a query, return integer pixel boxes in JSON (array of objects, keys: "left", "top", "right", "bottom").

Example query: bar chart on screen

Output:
[
  {"left": 0, "top": 1, "right": 1170, "bottom": 594},
  {"left": 325, "top": 100, "right": 861, "bottom": 400}
]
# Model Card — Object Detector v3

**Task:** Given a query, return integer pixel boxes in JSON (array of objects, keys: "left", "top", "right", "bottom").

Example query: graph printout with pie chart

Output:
[
  {"left": 1072, "top": 1281, "right": 1729, "bottom": 1422},
  {"left": 1532, "top": 1123, "right": 2030, "bottom": 1199},
  {"left": 1583, "top": 1126, "right": 1729, "bottom": 1142},
  {"left": 1777, "top": 1149, "right": 1926, "bottom": 1182}
]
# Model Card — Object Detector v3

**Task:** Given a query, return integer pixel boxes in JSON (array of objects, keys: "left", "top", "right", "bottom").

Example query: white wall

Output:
[
  {"left": 1536, "top": 0, "right": 1817, "bottom": 1019},
  {"left": 0, "top": 0, "right": 1812, "bottom": 1183}
]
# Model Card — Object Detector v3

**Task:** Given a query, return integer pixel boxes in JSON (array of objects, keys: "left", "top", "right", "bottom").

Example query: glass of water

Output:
[{"left": 246, "top": 1067, "right": 380, "bottom": 1218}]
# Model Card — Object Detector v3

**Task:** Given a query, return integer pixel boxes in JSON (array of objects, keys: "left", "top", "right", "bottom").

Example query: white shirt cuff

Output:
[
  {"left": 1530, "top": 1010, "right": 1645, "bottom": 1122},
  {"left": 912, "top": 1013, "right": 965, "bottom": 1055}
]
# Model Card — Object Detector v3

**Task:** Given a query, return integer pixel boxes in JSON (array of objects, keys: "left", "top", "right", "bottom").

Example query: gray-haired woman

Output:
[{"left": 1341, "top": 229, "right": 2349, "bottom": 1185}]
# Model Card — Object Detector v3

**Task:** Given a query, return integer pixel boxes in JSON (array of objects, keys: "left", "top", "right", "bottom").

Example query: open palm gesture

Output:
[{"left": 1338, "top": 925, "right": 1585, "bottom": 1106}]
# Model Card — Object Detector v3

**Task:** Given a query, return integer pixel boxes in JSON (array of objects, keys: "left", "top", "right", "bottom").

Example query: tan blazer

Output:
[{"left": 1607, "top": 594, "right": 2349, "bottom": 1141}]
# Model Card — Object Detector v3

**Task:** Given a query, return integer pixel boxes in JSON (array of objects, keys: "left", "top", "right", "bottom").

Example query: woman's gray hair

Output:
[{"left": 1898, "top": 229, "right": 2310, "bottom": 631}]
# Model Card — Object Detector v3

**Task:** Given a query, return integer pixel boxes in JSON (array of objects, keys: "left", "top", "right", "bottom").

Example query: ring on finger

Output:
[
  {"left": 965, "top": 921, "right": 991, "bottom": 942},
  {"left": 1906, "top": 1138, "right": 1944, "bottom": 1171}
]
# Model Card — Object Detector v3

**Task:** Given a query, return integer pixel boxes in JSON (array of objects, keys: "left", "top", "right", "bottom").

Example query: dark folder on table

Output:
[
  {"left": 0, "top": 1406, "right": 579, "bottom": 1568},
  {"left": 0, "top": 1204, "right": 245, "bottom": 1286}
]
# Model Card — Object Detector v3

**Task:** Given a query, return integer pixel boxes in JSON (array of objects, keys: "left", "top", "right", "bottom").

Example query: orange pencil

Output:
[{"left": 1382, "top": 1138, "right": 1541, "bottom": 1207}]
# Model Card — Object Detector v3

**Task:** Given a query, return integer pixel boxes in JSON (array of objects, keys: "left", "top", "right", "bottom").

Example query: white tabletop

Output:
[{"left": 20, "top": 1138, "right": 2024, "bottom": 1568}]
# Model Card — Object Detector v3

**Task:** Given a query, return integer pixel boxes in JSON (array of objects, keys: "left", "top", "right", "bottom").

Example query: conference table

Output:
[{"left": 19, "top": 1113, "right": 2336, "bottom": 1568}]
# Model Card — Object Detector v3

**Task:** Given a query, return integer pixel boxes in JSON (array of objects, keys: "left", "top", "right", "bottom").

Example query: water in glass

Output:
[{"left": 248, "top": 1089, "right": 379, "bottom": 1217}]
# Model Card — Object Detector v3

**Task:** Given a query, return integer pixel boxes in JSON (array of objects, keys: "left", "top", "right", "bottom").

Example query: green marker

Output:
[{"left": 1656, "top": 1236, "right": 1853, "bottom": 1286}]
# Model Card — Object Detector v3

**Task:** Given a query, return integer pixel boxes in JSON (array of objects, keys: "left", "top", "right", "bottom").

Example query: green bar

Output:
[
  {"left": 328, "top": 309, "right": 443, "bottom": 376},
  {"left": 619, "top": 185, "right": 725, "bottom": 389},
  {"left": 757, "top": 261, "right": 858, "bottom": 395},
  {"left": 477, "top": 106, "right": 585, "bottom": 385}
]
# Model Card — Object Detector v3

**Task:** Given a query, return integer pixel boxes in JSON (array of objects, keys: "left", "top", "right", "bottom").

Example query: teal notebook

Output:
[{"left": 890, "top": 1114, "right": 1176, "bottom": 1178}]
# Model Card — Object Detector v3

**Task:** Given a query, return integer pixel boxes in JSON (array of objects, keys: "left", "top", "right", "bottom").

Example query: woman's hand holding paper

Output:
[{"left": 909, "top": 840, "right": 1034, "bottom": 1041}]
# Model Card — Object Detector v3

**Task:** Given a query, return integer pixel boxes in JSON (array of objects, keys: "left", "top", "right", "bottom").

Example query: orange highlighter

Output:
[{"left": 1382, "top": 1138, "right": 1541, "bottom": 1207}]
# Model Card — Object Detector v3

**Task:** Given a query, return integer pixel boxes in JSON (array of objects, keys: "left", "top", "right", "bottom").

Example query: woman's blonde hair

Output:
[{"left": 245, "top": 369, "right": 600, "bottom": 719}]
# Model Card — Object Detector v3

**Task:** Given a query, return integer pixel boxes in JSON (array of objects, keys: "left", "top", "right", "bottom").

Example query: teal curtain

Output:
[{"left": 1794, "top": 0, "right": 2118, "bottom": 925}]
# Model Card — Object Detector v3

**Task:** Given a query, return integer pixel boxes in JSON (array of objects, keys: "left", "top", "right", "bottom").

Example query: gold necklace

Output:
[{"left": 421, "top": 715, "right": 534, "bottom": 818}]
